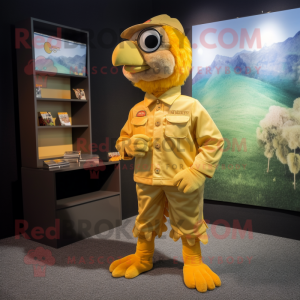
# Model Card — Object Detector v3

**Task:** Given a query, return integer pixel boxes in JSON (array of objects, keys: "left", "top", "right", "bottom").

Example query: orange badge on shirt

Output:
[{"left": 136, "top": 110, "right": 146, "bottom": 117}]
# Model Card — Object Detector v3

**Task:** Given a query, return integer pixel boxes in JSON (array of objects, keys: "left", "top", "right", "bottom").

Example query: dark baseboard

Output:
[{"left": 204, "top": 199, "right": 300, "bottom": 240}]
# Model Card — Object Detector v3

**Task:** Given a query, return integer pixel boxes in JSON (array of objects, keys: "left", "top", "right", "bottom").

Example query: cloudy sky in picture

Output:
[{"left": 192, "top": 8, "right": 300, "bottom": 78}]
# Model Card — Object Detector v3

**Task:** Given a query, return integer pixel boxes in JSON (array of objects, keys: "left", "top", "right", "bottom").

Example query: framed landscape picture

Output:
[
  {"left": 34, "top": 33, "right": 87, "bottom": 76},
  {"left": 192, "top": 8, "right": 300, "bottom": 211}
]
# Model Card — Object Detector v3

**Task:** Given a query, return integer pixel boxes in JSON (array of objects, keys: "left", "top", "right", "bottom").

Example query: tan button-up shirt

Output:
[{"left": 116, "top": 86, "right": 224, "bottom": 186}]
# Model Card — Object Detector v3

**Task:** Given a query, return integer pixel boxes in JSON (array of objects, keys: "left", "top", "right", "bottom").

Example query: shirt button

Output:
[
  {"left": 157, "top": 99, "right": 160, "bottom": 104},
  {"left": 155, "top": 121, "right": 160, "bottom": 126},
  {"left": 155, "top": 143, "right": 160, "bottom": 149},
  {"left": 156, "top": 106, "right": 161, "bottom": 111},
  {"left": 154, "top": 168, "right": 160, "bottom": 174}
]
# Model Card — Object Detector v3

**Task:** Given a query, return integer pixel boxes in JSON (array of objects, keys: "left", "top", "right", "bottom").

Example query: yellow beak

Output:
[{"left": 112, "top": 41, "right": 150, "bottom": 73}]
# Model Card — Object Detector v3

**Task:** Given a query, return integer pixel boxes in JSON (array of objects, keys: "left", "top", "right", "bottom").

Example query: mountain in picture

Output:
[
  {"left": 48, "top": 54, "right": 87, "bottom": 75},
  {"left": 193, "top": 31, "right": 300, "bottom": 96},
  {"left": 35, "top": 54, "right": 86, "bottom": 75}
]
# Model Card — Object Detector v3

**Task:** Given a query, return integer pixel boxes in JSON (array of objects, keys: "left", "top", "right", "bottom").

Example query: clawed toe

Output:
[
  {"left": 183, "top": 264, "right": 220, "bottom": 293},
  {"left": 110, "top": 254, "right": 153, "bottom": 279}
]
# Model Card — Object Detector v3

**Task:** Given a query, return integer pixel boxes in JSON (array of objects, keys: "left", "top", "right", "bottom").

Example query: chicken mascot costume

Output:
[{"left": 110, "top": 14, "right": 224, "bottom": 293}]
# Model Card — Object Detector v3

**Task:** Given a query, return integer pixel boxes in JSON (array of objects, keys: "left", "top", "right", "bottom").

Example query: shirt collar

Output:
[{"left": 144, "top": 86, "right": 181, "bottom": 107}]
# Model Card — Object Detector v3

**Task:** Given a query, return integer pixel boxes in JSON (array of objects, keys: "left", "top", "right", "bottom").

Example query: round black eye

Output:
[
  {"left": 145, "top": 35, "right": 158, "bottom": 49},
  {"left": 138, "top": 28, "right": 162, "bottom": 53}
]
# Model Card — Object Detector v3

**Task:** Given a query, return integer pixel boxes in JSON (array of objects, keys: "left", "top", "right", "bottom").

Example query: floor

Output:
[{"left": 0, "top": 216, "right": 300, "bottom": 300}]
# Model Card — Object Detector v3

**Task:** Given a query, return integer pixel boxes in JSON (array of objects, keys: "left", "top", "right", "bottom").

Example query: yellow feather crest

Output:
[{"left": 133, "top": 25, "right": 192, "bottom": 95}]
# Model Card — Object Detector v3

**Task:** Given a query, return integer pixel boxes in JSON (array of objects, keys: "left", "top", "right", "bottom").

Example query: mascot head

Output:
[{"left": 112, "top": 14, "right": 192, "bottom": 96}]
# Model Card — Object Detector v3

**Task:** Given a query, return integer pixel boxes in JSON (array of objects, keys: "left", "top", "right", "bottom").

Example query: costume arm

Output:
[
  {"left": 191, "top": 100, "right": 224, "bottom": 178},
  {"left": 115, "top": 109, "right": 134, "bottom": 160}
]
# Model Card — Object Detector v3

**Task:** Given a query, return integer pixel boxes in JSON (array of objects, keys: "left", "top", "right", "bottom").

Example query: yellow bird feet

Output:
[
  {"left": 181, "top": 236, "right": 221, "bottom": 292},
  {"left": 183, "top": 263, "right": 221, "bottom": 293},
  {"left": 109, "top": 233, "right": 155, "bottom": 279},
  {"left": 109, "top": 254, "right": 153, "bottom": 279}
]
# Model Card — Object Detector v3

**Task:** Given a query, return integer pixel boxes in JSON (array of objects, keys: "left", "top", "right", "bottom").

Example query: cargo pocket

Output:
[
  {"left": 131, "top": 116, "right": 148, "bottom": 135},
  {"left": 164, "top": 115, "right": 190, "bottom": 138}
]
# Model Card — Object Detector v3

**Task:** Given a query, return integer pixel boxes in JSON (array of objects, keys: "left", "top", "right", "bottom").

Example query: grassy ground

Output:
[
  {"left": 192, "top": 72, "right": 300, "bottom": 212},
  {"left": 53, "top": 62, "right": 73, "bottom": 74}
]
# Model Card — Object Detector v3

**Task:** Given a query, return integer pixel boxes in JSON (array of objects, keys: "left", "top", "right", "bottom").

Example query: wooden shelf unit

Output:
[{"left": 16, "top": 17, "right": 92, "bottom": 167}]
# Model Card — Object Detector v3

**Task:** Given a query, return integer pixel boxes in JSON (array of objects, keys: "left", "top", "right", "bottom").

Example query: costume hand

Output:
[
  {"left": 173, "top": 168, "right": 206, "bottom": 194},
  {"left": 124, "top": 134, "right": 151, "bottom": 158}
]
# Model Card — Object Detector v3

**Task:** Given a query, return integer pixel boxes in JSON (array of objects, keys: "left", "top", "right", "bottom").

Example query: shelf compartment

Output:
[
  {"left": 55, "top": 164, "right": 119, "bottom": 200},
  {"left": 56, "top": 195, "right": 121, "bottom": 247},
  {"left": 56, "top": 190, "right": 120, "bottom": 210},
  {"left": 36, "top": 76, "right": 71, "bottom": 99},
  {"left": 37, "top": 96, "right": 72, "bottom": 126},
  {"left": 38, "top": 126, "right": 72, "bottom": 160}
]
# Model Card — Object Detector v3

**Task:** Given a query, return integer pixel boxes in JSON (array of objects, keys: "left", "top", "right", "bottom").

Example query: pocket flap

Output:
[
  {"left": 166, "top": 115, "right": 190, "bottom": 124},
  {"left": 131, "top": 116, "right": 147, "bottom": 126}
]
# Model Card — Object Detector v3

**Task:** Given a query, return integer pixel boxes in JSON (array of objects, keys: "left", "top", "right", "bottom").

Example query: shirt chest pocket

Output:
[
  {"left": 131, "top": 116, "right": 148, "bottom": 134},
  {"left": 164, "top": 115, "right": 190, "bottom": 138}
]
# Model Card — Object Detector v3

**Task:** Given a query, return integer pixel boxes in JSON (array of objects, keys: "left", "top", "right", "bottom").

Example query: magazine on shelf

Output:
[
  {"left": 58, "top": 112, "right": 71, "bottom": 126},
  {"left": 38, "top": 112, "right": 54, "bottom": 126},
  {"left": 73, "top": 88, "right": 86, "bottom": 100}
]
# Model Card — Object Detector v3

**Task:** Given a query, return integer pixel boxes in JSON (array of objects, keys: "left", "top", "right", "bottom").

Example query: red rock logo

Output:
[
  {"left": 136, "top": 110, "right": 146, "bottom": 117},
  {"left": 144, "top": 19, "right": 151, "bottom": 23},
  {"left": 83, "top": 159, "right": 106, "bottom": 179},
  {"left": 24, "top": 246, "right": 55, "bottom": 277}
]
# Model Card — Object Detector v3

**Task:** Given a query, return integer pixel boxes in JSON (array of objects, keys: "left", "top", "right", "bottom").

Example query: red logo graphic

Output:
[
  {"left": 24, "top": 247, "right": 55, "bottom": 277},
  {"left": 24, "top": 57, "right": 57, "bottom": 76},
  {"left": 35, "top": 56, "right": 57, "bottom": 75},
  {"left": 136, "top": 110, "right": 146, "bottom": 117},
  {"left": 144, "top": 19, "right": 151, "bottom": 23},
  {"left": 24, "top": 59, "right": 35, "bottom": 75}
]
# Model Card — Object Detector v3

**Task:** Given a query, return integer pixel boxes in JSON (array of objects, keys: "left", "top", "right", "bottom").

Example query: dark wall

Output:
[
  {"left": 1, "top": 0, "right": 300, "bottom": 240},
  {"left": 0, "top": 0, "right": 151, "bottom": 239},
  {"left": 153, "top": 0, "right": 300, "bottom": 239}
]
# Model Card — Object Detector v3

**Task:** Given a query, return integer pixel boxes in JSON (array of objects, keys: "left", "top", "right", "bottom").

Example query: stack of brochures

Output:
[
  {"left": 43, "top": 159, "right": 70, "bottom": 169},
  {"left": 63, "top": 151, "right": 81, "bottom": 163},
  {"left": 79, "top": 154, "right": 99, "bottom": 163}
]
